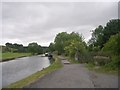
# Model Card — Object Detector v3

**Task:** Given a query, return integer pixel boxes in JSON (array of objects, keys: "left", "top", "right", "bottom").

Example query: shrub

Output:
[
  {"left": 93, "top": 56, "right": 111, "bottom": 66},
  {"left": 104, "top": 55, "right": 120, "bottom": 70},
  {"left": 78, "top": 52, "right": 93, "bottom": 63},
  {"left": 102, "top": 32, "right": 120, "bottom": 55}
]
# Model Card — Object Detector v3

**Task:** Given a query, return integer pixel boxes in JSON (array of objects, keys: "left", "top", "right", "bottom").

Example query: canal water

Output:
[{"left": 1, "top": 55, "right": 50, "bottom": 88}]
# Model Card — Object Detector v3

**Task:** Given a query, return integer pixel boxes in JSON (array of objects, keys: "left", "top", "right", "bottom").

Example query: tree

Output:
[
  {"left": 13, "top": 43, "right": 24, "bottom": 52},
  {"left": 102, "top": 19, "right": 120, "bottom": 46},
  {"left": 88, "top": 25, "right": 103, "bottom": 49},
  {"left": 54, "top": 32, "right": 70, "bottom": 54},
  {"left": 102, "top": 32, "right": 120, "bottom": 55},
  {"left": 5, "top": 42, "right": 26, "bottom": 53},
  {"left": 64, "top": 40, "right": 86, "bottom": 58},
  {"left": 38, "top": 45, "right": 43, "bottom": 54},
  {"left": 5, "top": 42, "right": 16, "bottom": 52},
  {"left": 42, "top": 46, "right": 49, "bottom": 54},
  {"left": 88, "top": 19, "right": 120, "bottom": 50},
  {"left": 54, "top": 31, "right": 87, "bottom": 61},
  {"left": 49, "top": 43, "right": 55, "bottom": 52},
  {"left": 28, "top": 42, "right": 40, "bottom": 55},
  {"left": 5, "top": 42, "right": 13, "bottom": 49},
  {"left": 102, "top": 33, "right": 120, "bottom": 70}
]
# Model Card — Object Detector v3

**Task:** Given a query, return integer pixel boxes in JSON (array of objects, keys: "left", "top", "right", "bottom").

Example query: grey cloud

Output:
[{"left": 2, "top": 2, "right": 118, "bottom": 46}]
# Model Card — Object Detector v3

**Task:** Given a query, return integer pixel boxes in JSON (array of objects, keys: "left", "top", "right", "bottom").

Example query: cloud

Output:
[{"left": 2, "top": 2, "right": 118, "bottom": 46}]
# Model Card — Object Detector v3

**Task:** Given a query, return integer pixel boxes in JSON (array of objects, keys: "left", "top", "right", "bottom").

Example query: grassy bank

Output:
[
  {"left": 1, "top": 52, "right": 31, "bottom": 62},
  {"left": 4, "top": 55, "right": 63, "bottom": 89},
  {"left": 86, "top": 63, "right": 119, "bottom": 75}
]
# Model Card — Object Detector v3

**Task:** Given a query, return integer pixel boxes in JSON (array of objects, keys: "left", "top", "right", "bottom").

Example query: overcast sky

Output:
[{"left": 1, "top": 1, "right": 118, "bottom": 46}]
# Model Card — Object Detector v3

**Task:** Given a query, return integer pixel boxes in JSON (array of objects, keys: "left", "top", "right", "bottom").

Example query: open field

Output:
[{"left": 1, "top": 52, "right": 31, "bottom": 62}]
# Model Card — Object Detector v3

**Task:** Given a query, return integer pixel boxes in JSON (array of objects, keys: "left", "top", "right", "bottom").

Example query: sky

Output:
[{"left": 1, "top": 0, "right": 118, "bottom": 46}]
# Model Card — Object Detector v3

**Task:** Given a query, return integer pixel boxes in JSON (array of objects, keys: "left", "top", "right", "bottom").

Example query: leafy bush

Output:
[
  {"left": 101, "top": 33, "right": 120, "bottom": 70},
  {"left": 83, "top": 51, "right": 111, "bottom": 66},
  {"left": 104, "top": 55, "right": 120, "bottom": 70},
  {"left": 102, "top": 32, "right": 120, "bottom": 55},
  {"left": 93, "top": 56, "right": 111, "bottom": 66}
]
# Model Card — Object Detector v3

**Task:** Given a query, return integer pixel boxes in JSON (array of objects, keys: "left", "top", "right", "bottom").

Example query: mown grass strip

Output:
[
  {"left": 3, "top": 56, "right": 63, "bottom": 89},
  {"left": 1, "top": 53, "right": 31, "bottom": 62}
]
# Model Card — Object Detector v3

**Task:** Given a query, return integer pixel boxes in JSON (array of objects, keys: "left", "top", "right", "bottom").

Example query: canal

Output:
[{"left": 1, "top": 55, "right": 50, "bottom": 87}]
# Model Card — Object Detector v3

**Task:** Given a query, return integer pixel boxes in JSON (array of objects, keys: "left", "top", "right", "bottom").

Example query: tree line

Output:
[
  {"left": 2, "top": 42, "right": 49, "bottom": 55},
  {"left": 88, "top": 19, "right": 120, "bottom": 52}
]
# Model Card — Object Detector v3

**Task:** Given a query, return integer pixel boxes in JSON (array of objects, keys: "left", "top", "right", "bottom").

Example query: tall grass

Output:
[{"left": 85, "top": 51, "right": 119, "bottom": 73}]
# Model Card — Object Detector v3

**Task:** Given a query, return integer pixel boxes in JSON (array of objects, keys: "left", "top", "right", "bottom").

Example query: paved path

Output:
[{"left": 25, "top": 56, "right": 118, "bottom": 88}]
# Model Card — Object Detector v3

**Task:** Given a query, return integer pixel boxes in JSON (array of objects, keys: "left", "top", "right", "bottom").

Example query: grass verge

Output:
[
  {"left": 3, "top": 55, "right": 63, "bottom": 89},
  {"left": 86, "top": 63, "right": 119, "bottom": 75},
  {"left": 1, "top": 52, "right": 32, "bottom": 62}
]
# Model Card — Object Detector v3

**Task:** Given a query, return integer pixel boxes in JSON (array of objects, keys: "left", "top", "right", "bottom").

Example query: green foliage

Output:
[
  {"left": 53, "top": 32, "right": 87, "bottom": 62},
  {"left": 4, "top": 43, "right": 28, "bottom": 53},
  {"left": 88, "top": 19, "right": 120, "bottom": 50},
  {"left": 87, "top": 33, "right": 120, "bottom": 70},
  {"left": 3, "top": 42, "right": 49, "bottom": 55},
  {"left": 54, "top": 32, "right": 86, "bottom": 56},
  {"left": 54, "top": 32, "right": 70, "bottom": 54},
  {"left": 93, "top": 56, "right": 111, "bottom": 66},
  {"left": 102, "top": 32, "right": 120, "bottom": 55},
  {"left": 103, "top": 19, "right": 120, "bottom": 43},
  {"left": 101, "top": 33, "right": 120, "bottom": 70},
  {"left": 5, "top": 43, "right": 13, "bottom": 48},
  {"left": 104, "top": 55, "right": 120, "bottom": 70},
  {"left": 64, "top": 40, "right": 86, "bottom": 57},
  {"left": 87, "top": 19, "right": 120, "bottom": 71},
  {"left": 42, "top": 46, "right": 49, "bottom": 53},
  {"left": 49, "top": 43, "right": 55, "bottom": 52},
  {"left": 88, "top": 25, "right": 104, "bottom": 49},
  {"left": 28, "top": 42, "right": 43, "bottom": 55}
]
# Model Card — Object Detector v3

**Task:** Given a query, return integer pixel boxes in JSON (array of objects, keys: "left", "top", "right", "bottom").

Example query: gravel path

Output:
[{"left": 25, "top": 57, "right": 118, "bottom": 88}]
